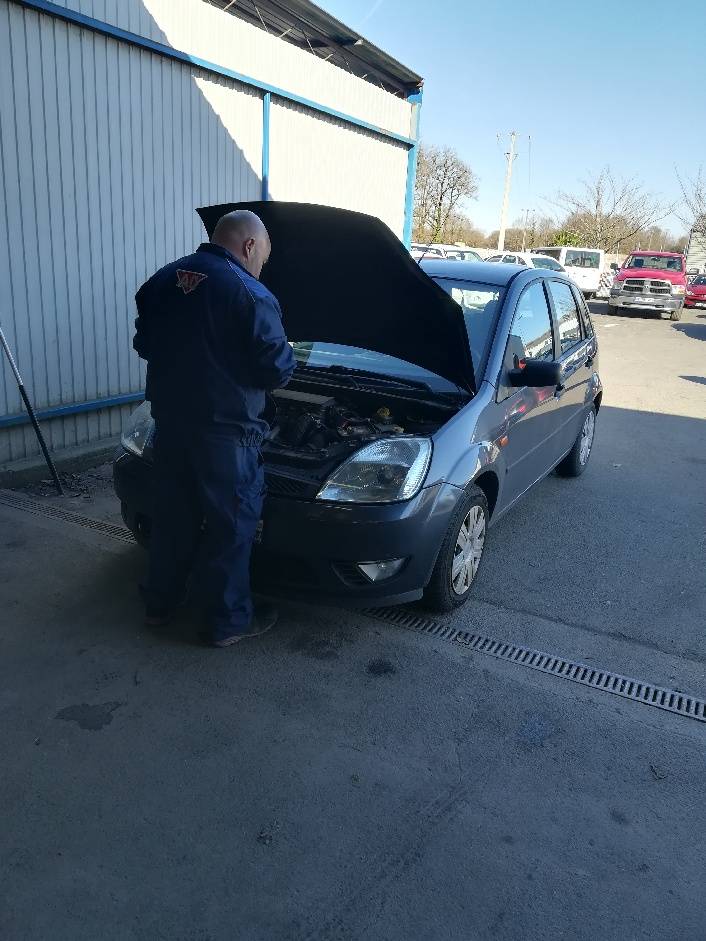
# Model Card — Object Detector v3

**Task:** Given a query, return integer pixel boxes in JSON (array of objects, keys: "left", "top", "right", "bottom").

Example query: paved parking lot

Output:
[{"left": 1, "top": 303, "right": 705, "bottom": 940}]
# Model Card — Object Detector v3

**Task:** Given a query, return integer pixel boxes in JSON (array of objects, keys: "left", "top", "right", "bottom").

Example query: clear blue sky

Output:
[{"left": 321, "top": 0, "right": 706, "bottom": 236}]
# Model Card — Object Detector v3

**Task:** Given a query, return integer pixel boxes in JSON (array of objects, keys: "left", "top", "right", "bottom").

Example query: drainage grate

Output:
[
  {"left": 0, "top": 491, "right": 135, "bottom": 544},
  {"left": 363, "top": 607, "right": 706, "bottom": 724}
]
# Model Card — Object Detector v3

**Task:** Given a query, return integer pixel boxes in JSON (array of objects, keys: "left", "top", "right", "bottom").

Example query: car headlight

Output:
[
  {"left": 672, "top": 284, "right": 686, "bottom": 295},
  {"left": 317, "top": 438, "right": 432, "bottom": 504},
  {"left": 121, "top": 401, "right": 154, "bottom": 457}
]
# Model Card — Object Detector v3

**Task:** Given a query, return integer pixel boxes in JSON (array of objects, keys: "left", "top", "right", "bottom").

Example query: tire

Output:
[
  {"left": 424, "top": 486, "right": 489, "bottom": 613},
  {"left": 670, "top": 308, "right": 682, "bottom": 321},
  {"left": 556, "top": 405, "right": 597, "bottom": 478}
]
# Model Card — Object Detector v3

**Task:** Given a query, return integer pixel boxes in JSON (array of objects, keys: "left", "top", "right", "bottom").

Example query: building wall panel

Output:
[
  {"left": 0, "top": 0, "right": 263, "bottom": 465},
  {"left": 47, "top": 0, "right": 414, "bottom": 139},
  {"left": 269, "top": 101, "right": 409, "bottom": 238}
]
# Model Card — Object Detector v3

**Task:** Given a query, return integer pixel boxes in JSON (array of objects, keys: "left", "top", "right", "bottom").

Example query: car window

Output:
[
  {"left": 565, "top": 250, "right": 601, "bottom": 269},
  {"left": 547, "top": 280, "right": 583, "bottom": 353},
  {"left": 532, "top": 257, "right": 564, "bottom": 272},
  {"left": 503, "top": 255, "right": 517, "bottom": 264},
  {"left": 487, "top": 255, "right": 502, "bottom": 262},
  {"left": 434, "top": 279, "right": 504, "bottom": 378},
  {"left": 571, "top": 285, "right": 595, "bottom": 337},
  {"left": 500, "top": 281, "right": 554, "bottom": 398}
]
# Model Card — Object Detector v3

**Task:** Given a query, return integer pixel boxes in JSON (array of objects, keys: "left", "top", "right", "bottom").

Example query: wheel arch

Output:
[{"left": 471, "top": 470, "right": 500, "bottom": 519}]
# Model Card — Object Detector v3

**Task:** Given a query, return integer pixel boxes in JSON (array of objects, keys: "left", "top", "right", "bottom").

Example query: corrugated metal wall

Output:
[
  {"left": 269, "top": 101, "right": 408, "bottom": 235},
  {"left": 0, "top": 0, "right": 416, "bottom": 467}
]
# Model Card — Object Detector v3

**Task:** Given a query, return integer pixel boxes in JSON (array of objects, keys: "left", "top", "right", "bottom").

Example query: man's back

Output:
[{"left": 134, "top": 242, "right": 294, "bottom": 443}]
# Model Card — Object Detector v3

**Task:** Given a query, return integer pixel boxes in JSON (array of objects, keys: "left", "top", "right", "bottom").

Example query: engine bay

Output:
[{"left": 263, "top": 380, "right": 457, "bottom": 469}]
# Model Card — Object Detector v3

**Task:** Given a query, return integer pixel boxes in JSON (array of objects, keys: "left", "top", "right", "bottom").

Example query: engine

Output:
[{"left": 267, "top": 388, "right": 404, "bottom": 452}]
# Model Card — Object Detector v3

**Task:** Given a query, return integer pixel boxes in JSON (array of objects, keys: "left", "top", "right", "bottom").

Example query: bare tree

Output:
[
  {"left": 551, "top": 167, "right": 674, "bottom": 250},
  {"left": 676, "top": 167, "right": 706, "bottom": 234},
  {"left": 413, "top": 144, "right": 479, "bottom": 243}
]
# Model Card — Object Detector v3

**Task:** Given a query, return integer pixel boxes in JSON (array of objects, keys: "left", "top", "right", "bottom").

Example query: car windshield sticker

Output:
[{"left": 176, "top": 269, "right": 208, "bottom": 295}]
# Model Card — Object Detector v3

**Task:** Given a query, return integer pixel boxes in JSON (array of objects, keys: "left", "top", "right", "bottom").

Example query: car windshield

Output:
[
  {"left": 532, "top": 257, "right": 564, "bottom": 271},
  {"left": 433, "top": 279, "right": 504, "bottom": 378},
  {"left": 626, "top": 255, "right": 683, "bottom": 271},
  {"left": 291, "top": 343, "right": 465, "bottom": 394},
  {"left": 691, "top": 275, "right": 706, "bottom": 285}
]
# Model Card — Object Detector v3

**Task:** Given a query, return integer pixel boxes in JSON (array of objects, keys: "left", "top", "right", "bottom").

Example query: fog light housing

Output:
[{"left": 357, "top": 558, "right": 406, "bottom": 582}]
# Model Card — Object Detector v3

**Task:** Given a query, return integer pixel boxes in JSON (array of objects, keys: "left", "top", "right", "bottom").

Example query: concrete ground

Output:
[{"left": 1, "top": 304, "right": 705, "bottom": 940}]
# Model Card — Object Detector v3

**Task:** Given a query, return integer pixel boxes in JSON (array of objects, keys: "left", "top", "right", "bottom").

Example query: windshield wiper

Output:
[
  {"left": 296, "top": 363, "right": 434, "bottom": 393},
  {"left": 295, "top": 363, "right": 470, "bottom": 402}
]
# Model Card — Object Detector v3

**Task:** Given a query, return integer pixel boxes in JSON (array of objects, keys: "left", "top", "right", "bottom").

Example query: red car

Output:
[{"left": 685, "top": 274, "right": 706, "bottom": 309}]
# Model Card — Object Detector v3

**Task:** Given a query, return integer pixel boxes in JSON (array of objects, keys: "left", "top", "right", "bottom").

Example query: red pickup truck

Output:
[{"left": 608, "top": 251, "right": 686, "bottom": 320}]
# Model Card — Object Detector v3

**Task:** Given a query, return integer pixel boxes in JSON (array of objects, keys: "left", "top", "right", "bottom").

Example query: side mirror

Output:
[
  {"left": 508, "top": 359, "right": 562, "bottom": 388},
  {"left": 610, "top": 262, "right": 619, "bottom": 271}
]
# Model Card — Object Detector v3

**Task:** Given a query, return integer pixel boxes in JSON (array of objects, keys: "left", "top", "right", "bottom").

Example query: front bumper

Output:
[
  {"left": 113, "top": 450, "right": 464, "bottom": 607},
  {"left": 608, "top": 289, "right": 683, "bottom": 311},
  {"left": 685, "top": 295, "right": 706, "bottom": 308}
]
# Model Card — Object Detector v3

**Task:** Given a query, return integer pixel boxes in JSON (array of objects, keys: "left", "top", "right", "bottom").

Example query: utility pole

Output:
[{"left": 497, "top": 131, "right": 517, "bottom": 252}]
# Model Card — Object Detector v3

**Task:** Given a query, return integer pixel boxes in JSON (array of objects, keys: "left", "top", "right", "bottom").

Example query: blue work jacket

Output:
[{"left": 134, "top": 243, "right": 295, "bottom": 444}]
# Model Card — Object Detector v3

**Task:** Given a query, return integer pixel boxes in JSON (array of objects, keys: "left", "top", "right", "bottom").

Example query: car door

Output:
[
  {"left": 494, "top": 280, "right": 564, "bottom": 507},
  {"left": 545, "top": 280, "right": 597, "bottom": 455}
]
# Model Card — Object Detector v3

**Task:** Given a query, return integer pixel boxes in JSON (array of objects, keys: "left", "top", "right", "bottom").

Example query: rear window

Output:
[
  {"left": 565, "top": 250, "right": 601, "bottom": 269},
  {"left": 626, "top": 255, "right": 683, "bottom": 272},
  {"left": 434, "top": 279, "right": 504, "bottom": 378},
  {"left": 535, "top": 248, "right": 562, "bottom": 261}
]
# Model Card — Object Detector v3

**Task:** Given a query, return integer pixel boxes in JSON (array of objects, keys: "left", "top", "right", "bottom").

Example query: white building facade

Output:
[{"left": 0, "top": 0, "right": 422, "bottom": 469}]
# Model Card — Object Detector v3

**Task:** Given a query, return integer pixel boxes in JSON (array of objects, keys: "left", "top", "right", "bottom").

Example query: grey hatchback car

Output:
[{"left": 114, "top": 202, "right": 601, "bottom": 612}]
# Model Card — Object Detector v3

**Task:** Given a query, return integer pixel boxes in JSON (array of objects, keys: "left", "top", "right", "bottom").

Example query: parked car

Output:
[
  {"left": 685, "top": 274, "right": 706, "bottom": 309},
  {"left": 444, "top": 248, "right": 483, "bottom": 262},
  {"left": 433, "top": 244, "right": 483, "bottom": 262},
  {"left": 532, "top": 247, "right": 605, "bottom": 297},
  {"left": 485, "top": 251, "right": 568, "bottom": 274},
  {"left": 115, "top": 203, "right": 601, "bottom": 612},
  {"left": 608, "top": 251, "right": 687, "bottom": 320},
  {"left": 410, "top": 243, "right": 446, "bottom": 260}
]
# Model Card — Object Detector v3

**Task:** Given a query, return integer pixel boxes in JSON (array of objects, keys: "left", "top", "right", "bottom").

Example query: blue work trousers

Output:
[{"left": 144, "top": 425, "right": 264, "bottom": 640}]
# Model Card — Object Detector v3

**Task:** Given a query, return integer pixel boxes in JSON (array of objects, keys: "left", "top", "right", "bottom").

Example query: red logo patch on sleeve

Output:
[{"left": 176, "top": 269, "right": 208, "bottom": 295}]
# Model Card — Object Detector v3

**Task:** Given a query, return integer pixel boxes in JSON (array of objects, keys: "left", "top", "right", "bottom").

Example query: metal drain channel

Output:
[
  {"left": 0, "top": 491, "right": 135, "bottom": 543},
  {"left": 363, "top": 607, "right": 706, "bottom": 723}
]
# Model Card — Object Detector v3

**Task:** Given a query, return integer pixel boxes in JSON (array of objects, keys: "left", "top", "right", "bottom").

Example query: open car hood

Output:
[{"left": 197, "top": 201, "right": 475, "bottom": 393}]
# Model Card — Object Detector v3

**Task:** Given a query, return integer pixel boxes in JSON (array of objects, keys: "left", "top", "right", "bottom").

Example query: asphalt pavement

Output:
[{"left": 1, "top": 303, "right": 705, "bottom": 941}]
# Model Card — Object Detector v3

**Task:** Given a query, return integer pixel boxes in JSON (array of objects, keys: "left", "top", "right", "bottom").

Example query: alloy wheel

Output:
[
  {"left": 451, "top": 504, "right": 486, "bottom": 595},
  {"left": 579, "top": 410, "right": 596, "bottom": 466}
]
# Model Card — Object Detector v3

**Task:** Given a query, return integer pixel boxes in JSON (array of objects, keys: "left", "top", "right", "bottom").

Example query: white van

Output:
[{"left": 532, "top": 247, "right": 605, "bottom": 297}]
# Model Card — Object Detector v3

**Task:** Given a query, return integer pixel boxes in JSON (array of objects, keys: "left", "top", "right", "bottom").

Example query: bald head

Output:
[{"left": 211, "top": 209, "right": 271, "bottom": 279}]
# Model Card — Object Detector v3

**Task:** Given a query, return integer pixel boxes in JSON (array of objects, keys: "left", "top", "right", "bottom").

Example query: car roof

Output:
[{"left": 419, "top": 258, "right": 525, "bottom": 286}]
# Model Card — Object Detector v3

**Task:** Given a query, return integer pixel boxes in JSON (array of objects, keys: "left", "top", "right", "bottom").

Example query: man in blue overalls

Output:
[{"left": 133, "top": 210, "right": 295, "bottom": 647}]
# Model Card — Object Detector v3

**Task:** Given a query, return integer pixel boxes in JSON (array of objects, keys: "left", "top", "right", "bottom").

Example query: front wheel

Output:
[
  {"left": 556, "top": 406, "right": 597, "bottom": 478},
  {"left": 424, "top": 486, "right": 489, "bottom": 612},
  {"left": 670, "top": 308, "right": 682, "bottom": 321}
]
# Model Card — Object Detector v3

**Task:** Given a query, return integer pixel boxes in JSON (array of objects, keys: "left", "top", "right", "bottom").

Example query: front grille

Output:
[
  {"left": 264, "top": 472, "right": 315, "bottom": 499},
  {"left": 623, "top": 278, "right": 672, "bottom": 295}
]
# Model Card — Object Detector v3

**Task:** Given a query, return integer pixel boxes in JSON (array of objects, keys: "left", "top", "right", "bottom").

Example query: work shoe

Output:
[
  {"left": 144, "top": 608, "right": 174, "bottom": 628},
  {"left": 207, "top": 604, "right": 279, "bottom": 648}
]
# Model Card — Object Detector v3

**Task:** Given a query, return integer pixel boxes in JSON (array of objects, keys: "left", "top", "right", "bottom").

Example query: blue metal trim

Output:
[
  {"left": 0, "top": 392, "right": 144, "bottom": 429},
  {"left": 14, "top": 0, "right": 415, "bottom": 148},
  {"left": 402, "top": 89, "right": 423, "bottom": 248},
  {"left": 261, "top": 92, "right": 271, "bottom": 201}
]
